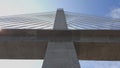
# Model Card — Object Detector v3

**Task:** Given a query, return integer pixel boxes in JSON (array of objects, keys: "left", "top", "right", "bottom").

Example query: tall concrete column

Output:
[{"left": 42, "top": 9, "right": 80, "bottom": 68}]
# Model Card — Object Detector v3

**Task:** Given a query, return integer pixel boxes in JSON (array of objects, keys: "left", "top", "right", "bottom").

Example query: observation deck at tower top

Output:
[{"left": 0, "top": 9, "right": 119, "bottom": 61}]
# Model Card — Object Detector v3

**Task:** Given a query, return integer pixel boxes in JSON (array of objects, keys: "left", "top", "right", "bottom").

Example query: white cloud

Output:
[{"left": 109, "top": 8, "right": 120, "bottom": 18}]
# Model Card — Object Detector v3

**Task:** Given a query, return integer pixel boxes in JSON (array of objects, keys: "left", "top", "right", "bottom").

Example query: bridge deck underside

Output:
[{"left": 0, "top": 29, "right": 119, "bottom": 60}]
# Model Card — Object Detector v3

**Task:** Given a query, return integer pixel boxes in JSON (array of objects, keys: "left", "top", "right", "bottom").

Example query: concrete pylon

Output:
[{"left": 42, "top": 9, "right": 80, "bottom": 68}]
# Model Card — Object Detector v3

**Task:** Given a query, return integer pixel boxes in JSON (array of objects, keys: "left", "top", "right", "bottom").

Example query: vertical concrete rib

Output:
[
  {"left": 53, "top": 8, "right": 68, "bottom": 30},
  {"left": 42, "top": 9, "right": 80, "bottom": 68}
]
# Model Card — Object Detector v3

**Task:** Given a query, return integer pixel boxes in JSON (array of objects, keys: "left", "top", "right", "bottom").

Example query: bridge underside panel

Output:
[
  {"left": 75, "top": 42, "right": 120, "bottom": 60},
  {"left": 0, "top": 41, "right": 47, "bottom": 59},
  {"left": 0, "top": 29, "right": 120, "bottom": 42},
  {"left": 0, "top": 29, "right": 119, "bottom": 60},
  {"left": 0, "top": 41, "right": 119, "bottom": 60}
]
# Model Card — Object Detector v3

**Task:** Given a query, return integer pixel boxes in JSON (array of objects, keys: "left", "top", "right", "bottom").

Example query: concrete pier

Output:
[
  {"left": 42, "top": 42, "right": 80, "bottom": 68},
  {"left": 42, "top": 9, "right": 80, "bottom": 68}
]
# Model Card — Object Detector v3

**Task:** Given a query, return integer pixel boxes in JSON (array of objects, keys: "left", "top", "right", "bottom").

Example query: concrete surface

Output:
[{"left": 42, "top": 42, "right": 80, "bottom": 68}]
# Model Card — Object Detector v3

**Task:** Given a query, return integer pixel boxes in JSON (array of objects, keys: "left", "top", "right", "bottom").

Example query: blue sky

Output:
[
  {"left": 0, "top": 0, "right": 120, "bottom": 68},
  {"left": 80, "top": 60, "right": 120, "bottom": 68},
  {"left": 0, "top": 0, "right": 120, "bottom": 18}
]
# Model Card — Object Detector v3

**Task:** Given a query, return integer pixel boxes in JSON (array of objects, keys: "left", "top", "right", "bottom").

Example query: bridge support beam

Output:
[
  {"left": 42, "top": 9, "right": 80, "bottom": 68},
  {"left": 42, "top": 42, "right": 80, "bottom": 68}
]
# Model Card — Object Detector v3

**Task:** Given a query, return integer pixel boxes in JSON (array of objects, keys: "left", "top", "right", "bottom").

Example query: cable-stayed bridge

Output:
[{"left": 0, "top": 9, "right": 119, "bottom": 68}]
